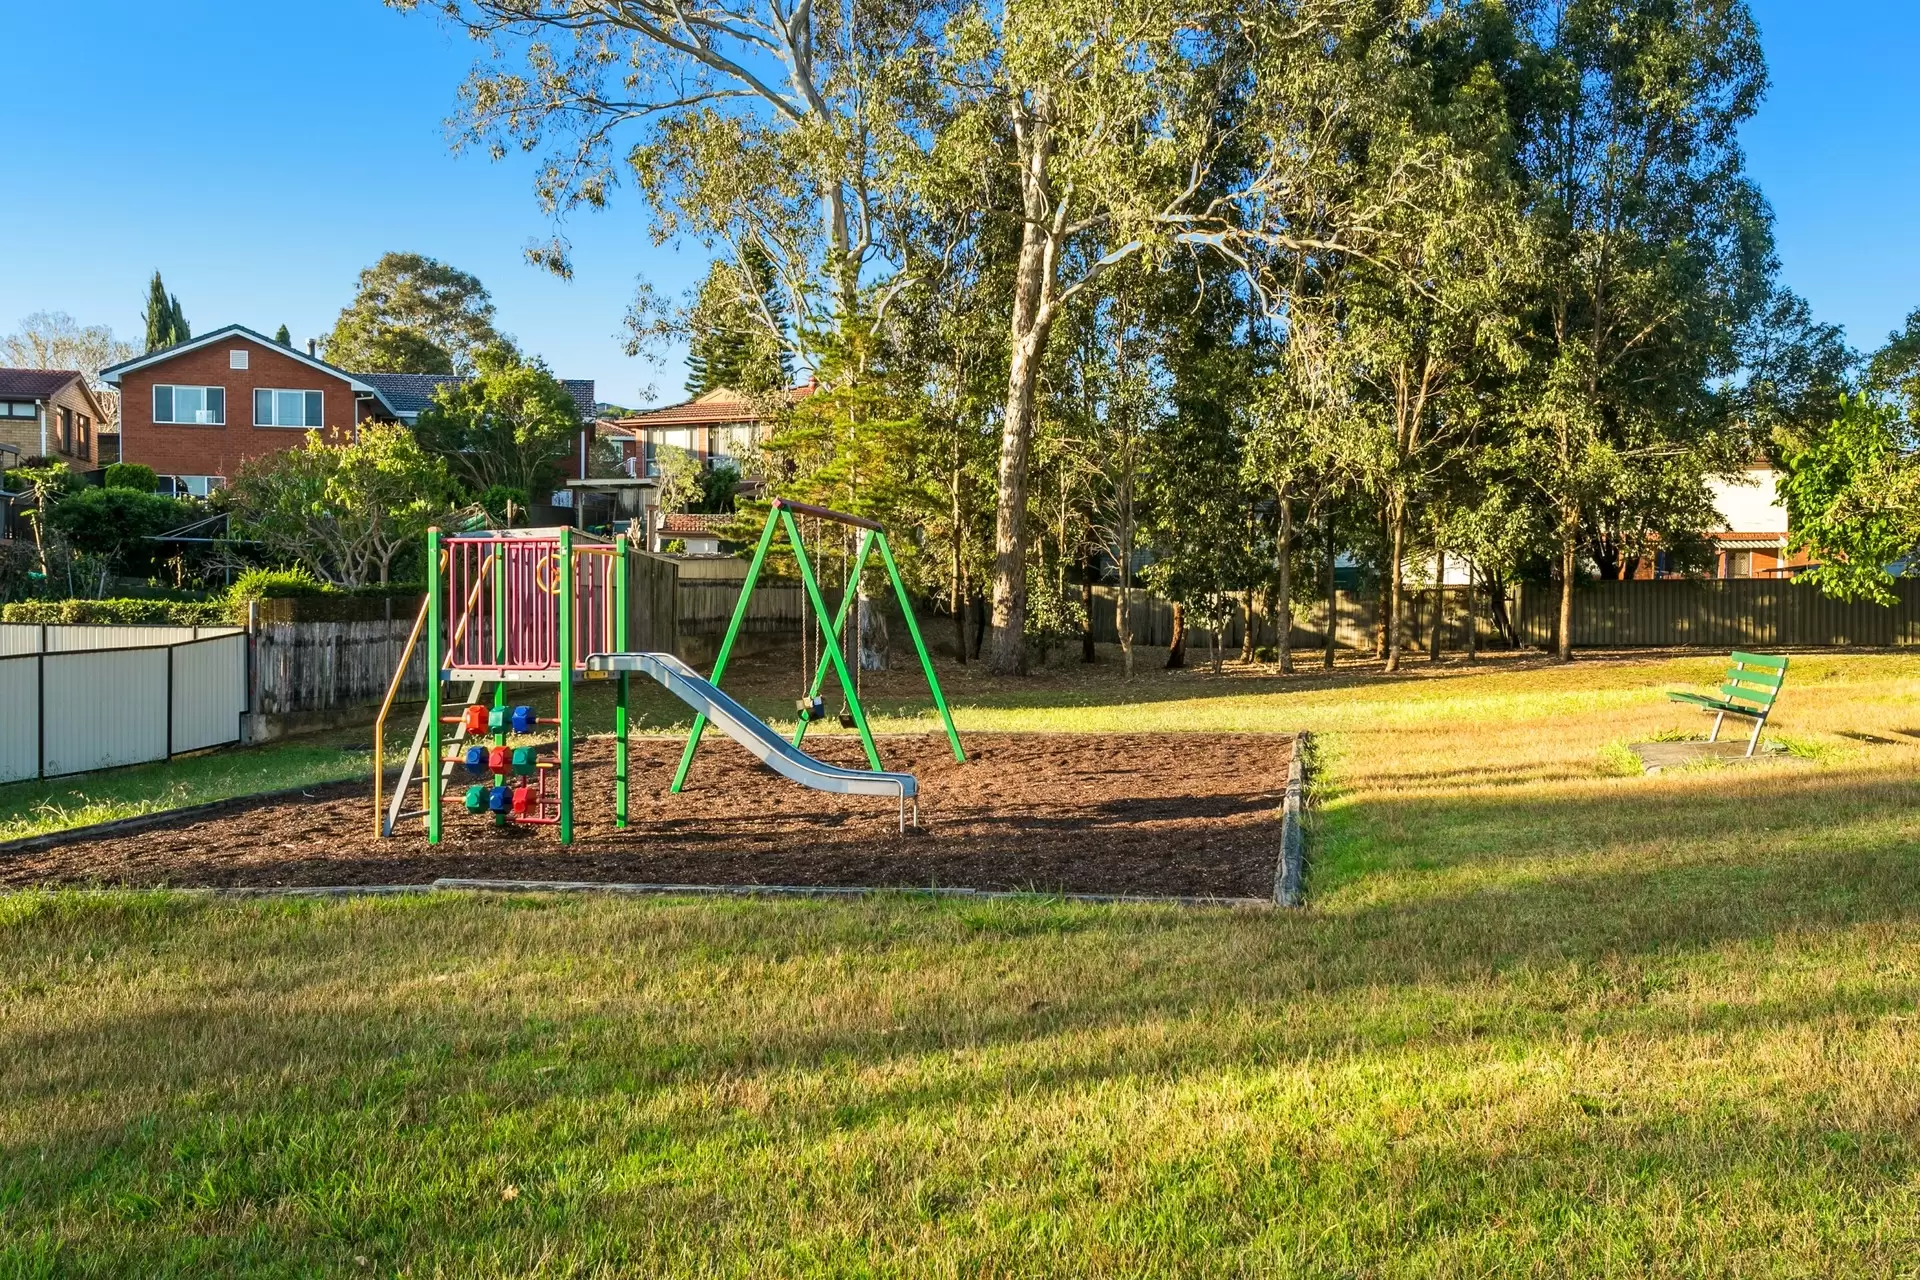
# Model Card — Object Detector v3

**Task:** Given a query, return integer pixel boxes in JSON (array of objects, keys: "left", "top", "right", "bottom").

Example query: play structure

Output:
[{"left": 373, "top": 500, "right": 965, "bottom": 842}]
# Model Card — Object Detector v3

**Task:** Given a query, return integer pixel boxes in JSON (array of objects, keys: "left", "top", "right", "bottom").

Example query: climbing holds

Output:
[
  {"left": 464, "top": 785, "right": 487, "bottom": 813},
  {"left": 511, "top": 705, "right": 537, "bottom": 734},
  {"left": 463, "top": 746, "right": 488, "bottom": 775}
]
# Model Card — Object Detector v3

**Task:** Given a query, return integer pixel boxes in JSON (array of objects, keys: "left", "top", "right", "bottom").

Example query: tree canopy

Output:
[
  {"left": 323, "top": 252, "right": 508, "bottom": 375},
  {"left": 394, "top": 0, "right": 1887, "bottom": 668}
]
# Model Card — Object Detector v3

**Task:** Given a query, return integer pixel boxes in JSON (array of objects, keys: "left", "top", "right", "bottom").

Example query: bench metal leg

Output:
[
  {"left": 1708, "top": 711, "right": 1725, "bottom": 744},
  {"left": 1745, "top": 714, "right": 1765, "bottom": 758}
]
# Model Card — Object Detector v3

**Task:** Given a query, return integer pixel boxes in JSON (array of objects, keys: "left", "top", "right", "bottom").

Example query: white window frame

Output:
[
  {"left": 153, "top": 384, "right": 226, "bottom": 426},
  {"left": 253, "top": 387, "right": 325, "bottom": 429},
  {"left": 229, "top": 349, "right": 249, "bottom": 369}
]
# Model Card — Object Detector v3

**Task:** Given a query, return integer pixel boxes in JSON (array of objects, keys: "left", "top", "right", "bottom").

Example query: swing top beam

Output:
[{"left": 771, "top": 497, "right": 884, "bottom": 532}]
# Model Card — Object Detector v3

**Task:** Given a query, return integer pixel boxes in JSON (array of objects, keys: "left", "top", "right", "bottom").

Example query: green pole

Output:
[
  {"left": 671, "top": 505, "right": 779, "bottom": 793},
  {"left": 614, "top": 534, "right": 630, "bottom": 828},
  {"left": 492, "top": 539, "right": 507, "bottom": 825},
  {"left": 793, "top": 529, "right": 873, "bottom": 749},
  {"left": 876, "top": 532, "right": 966, "bottom": 762},
  {"left": 558, "top": 528, "right": 575, "bottom": 843},
  {"left": 785, "top": 508, "right": 883, "bottom": 772},
  {"left": 425, "top": 527, "right": 444, "bottom": 844}
]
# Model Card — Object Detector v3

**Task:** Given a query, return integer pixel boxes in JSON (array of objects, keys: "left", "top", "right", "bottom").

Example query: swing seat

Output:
[
  {"left": 838, "top": 708, "right": 857, "bottom": 729},
  {"left": 796, "top": 695, "right": 825, "bottom": 720}
]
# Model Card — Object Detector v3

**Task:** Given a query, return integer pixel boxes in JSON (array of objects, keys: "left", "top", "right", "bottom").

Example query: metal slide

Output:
[{"left": 584, "top": 651, "right": 919, "bottom": 822}]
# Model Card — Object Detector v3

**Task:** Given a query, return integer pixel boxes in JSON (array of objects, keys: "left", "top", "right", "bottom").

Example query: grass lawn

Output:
[
  {"left": 0, "top": 744, "right": 371, "bottom": 843},
  {"left": 5, "top": 649, "right": 1920, "bottom": 1275}
]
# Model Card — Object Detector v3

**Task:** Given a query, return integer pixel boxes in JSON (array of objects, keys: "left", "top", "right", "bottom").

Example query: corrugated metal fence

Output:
[
  {"left": 1510, "top": 579, "right": 1920, "bottom": 649},
  {"left": 1088, "top": 579, "right": 1920, "bottom": 655},
  {"left": 0, "top": 623, "right": 249, "bottom": 783}
]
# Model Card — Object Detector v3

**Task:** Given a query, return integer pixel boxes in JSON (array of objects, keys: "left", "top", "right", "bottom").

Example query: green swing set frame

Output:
[{"left": 670, "top": 498, "right": 966, "bottom": 792}]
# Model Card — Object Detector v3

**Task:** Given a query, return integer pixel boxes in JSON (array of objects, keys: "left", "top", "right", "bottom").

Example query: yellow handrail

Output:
[{"left": 372, "top": 594, "right": 432, "bottom": 838}]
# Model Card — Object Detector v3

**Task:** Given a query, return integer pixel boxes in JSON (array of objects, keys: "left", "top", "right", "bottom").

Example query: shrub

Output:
[
  {"left": 0, "top": 598, "right": 230, "bottom": 626},
  {"left": 103, "top": 462, "right": 160, "bottom": 492},
  {"left": 228, "top": 566, "right": 333, "bottom": 601},
  {"left": 46, "top": 488, "right": 191, "bottom": 574}
]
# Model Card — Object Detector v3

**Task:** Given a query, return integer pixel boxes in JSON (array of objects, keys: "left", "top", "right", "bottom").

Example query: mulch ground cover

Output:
[{"left": 0, "top": 733, "right": 1294, "bottom": 899}]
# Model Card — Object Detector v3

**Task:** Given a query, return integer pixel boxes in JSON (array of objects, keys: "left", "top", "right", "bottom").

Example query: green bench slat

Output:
[
  {"left": 1716, "top": 684, "right": 1774, "bottom": 709},
  {"left": 1669, "top": 692, "right": 1765, "bottom": 716},
  {"left": 1667, "top": 651, "right": 1787, "bottom": 724}
]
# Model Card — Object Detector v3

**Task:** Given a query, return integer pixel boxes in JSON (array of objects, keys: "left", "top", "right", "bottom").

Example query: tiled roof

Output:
[
  {"left": 0, "top": 369, "right": 84, "bottom": 399},
  {"left": 356, "top": 372, "right": 597, "bottom": 421},
  {"left": 617, "top": 384, "right": 814, "bottom": 429},
  {"left": 660, "top": 512, "right": 735, "bottom": 534}
]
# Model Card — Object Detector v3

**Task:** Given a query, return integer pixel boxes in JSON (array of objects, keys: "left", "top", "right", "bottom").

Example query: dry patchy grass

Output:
[{"left": 4, "top": 649, "right": 1920, "bottom": 1276}]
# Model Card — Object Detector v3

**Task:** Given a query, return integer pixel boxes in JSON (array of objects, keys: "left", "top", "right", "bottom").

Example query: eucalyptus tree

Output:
[
  {"left": 937, "top": 0, "right": 1448, "bottom": 672},
  {"left": 1498, "top": 0, "right": 1775, "bottom": 659},
  {"left": 390, "top": 0, "right": 938, "bottom": 343}
]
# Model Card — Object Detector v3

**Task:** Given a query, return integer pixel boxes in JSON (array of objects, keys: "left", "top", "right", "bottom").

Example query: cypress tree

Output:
[
  {"left": 273, "top": 324, "right": 292, "bottom": 346},
  {"left": 143, "top": 272, "right": 190, "bottom": 351}
]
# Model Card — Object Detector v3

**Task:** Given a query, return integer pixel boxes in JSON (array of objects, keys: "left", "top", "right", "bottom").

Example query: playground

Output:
[
  {"left": 0, "top": 731, "right": 1293, "bottom": 897},
  {"left": 0, "top": 503, "right": 1295, "bottom": 897}
]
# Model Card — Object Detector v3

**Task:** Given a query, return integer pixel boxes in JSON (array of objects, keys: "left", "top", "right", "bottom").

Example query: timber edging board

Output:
[{"left": 1275, "top": 732, "right": 1309, "bottom": 908}]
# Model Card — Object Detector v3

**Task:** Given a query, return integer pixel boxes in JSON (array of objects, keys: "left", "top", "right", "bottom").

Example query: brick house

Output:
[
  {"left": 610, "top": 384, "right": 815, "bottom": 482},
  {"left": 101, "top": 325, "right": 595, "bottom": 497},
  {"left": 0, "top": 369, "right": 114, "bottom": 471},
  {"left": 1623, "top": 466, "right": 1813, "bottom": 580}
]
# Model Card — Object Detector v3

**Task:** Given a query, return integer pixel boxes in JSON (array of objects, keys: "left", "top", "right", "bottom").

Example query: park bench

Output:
[{"left": 1667, "top": 651, "right": 1788, "bottom": 757}]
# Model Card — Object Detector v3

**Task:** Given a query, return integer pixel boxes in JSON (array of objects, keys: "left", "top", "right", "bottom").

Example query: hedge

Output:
[{"left": 1, "top": 598, "right": 234, "bottom": 626}]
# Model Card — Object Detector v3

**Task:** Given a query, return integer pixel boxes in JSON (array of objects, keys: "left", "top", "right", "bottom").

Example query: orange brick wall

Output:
[{"left": 117, "top": 337, "right": 378, "bottom": 480}]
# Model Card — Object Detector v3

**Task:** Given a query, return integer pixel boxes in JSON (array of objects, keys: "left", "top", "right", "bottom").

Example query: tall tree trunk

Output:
[
  {"left": 1276, "top": 493, "right": 1293, "bottom": 673},
  {"left": 1323, "top": 520, "right": 1337, "bottom": 670},
  {"left": 1557, "top": 507, "right": 1577, "bottom": 662},
  {"left": 1429, "top": 547, "right": 1445, "bottom": 662},
  {"left": 951, "top": 446, "right": 966, "bottom": 664},
  {"left": 1080, "top": 544, "right": 1096, "bottom": 663},
  {"left": 1464, "top": 557, "right": 1477, "bottom": 663},
  {"left": 1239, "top": 586, "right": 1256, "bottom": 664},
  {"left": 1385, "top": 502, "right": 1407, "bottom": 673},
  {"left": 987, "top": 99, "right": 1059, "bottom": 677},
  {"left": 973, "top": 593, "right": 989, "bottom": 661},
  {"left": 1118, "top": 475, "right": 1136, "bottom": 680},
  {"left": 1166, "top": 601, "right": 1186, "bottom": 669}
]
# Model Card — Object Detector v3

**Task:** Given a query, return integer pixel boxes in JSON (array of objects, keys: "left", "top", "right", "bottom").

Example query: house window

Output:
[
  {"left": 230, "top": 350, "right": 249, "bottom": 369},
  {"left": 253, "top": 388, "right": 324, "bottom": 428},
  {"left": 1728, "top": 551, "right": 1754, "bottom": 579},
  {"left": 154, "top": 385, "right": 226, "bottom": 425},
  {"left": 3, "top": 401, "right": 35, "bottom": 418},
  {"left": 77, "top": 414, "right": 91, "bottom": 457},
  {"left": 57, "top": 407, "right": 72, "bottom": 453},
  {"left": 161, "top": 475, "right": 227, "bottom": 498}
]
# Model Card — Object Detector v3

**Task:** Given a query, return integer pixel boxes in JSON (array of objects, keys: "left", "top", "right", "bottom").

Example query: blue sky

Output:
[{"left": 1, "top": 0, "right": 1915, "bottom": 407}]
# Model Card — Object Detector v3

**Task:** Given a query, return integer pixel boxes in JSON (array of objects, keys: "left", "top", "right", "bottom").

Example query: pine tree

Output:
[
  {"left": 274, "top": 324, "right": 292, "bottom": 346},
  {"left": 684, "top": 243, "right": 792, "bottom": 396}
]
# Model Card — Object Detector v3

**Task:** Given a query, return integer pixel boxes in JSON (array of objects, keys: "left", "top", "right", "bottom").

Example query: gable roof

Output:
[
  {"left": 616, "top": 384, "right": 815, "bottom": 429},
  {"left": 0, "top": 369, "right": 114, "bottom": 428},
  {"left": 99, "top": 324, "right": 405, "bottom": 416},
  {"left": 0, "top": 368, "right": 86, "bottom": 400},
  {"left": 100, "top": 325, "right": 595, "bottom": 424}
]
